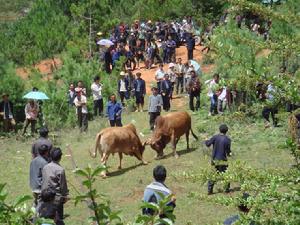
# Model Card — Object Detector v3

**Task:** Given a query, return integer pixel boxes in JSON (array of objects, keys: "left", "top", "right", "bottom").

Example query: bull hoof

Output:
[
  {"left": 155, "top": 155, "right": 164, "bottom": 160},
  {"left": 117, "top": 166, "right": 122, "bottom": 170},
  {"left": 142, "top": 161, "right": 148, "bottom": 165},
  {"left": 174, "top": 153, "right": 179, "bottom": 159},
  {"left": 101, "top": 171, "right": 108, "bottom": 178}
]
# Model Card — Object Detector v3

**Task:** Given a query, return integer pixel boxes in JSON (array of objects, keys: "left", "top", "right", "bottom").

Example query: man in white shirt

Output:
[
  {"left": 74, "top": 88, "right": 88, "bottom": 132},
  {"left": 155, "top": 64, "right": 165, "bottom": 92},
  {"left": 167, "top": 63, "right": 176, "bottom": 96},
  {"left": 175, "top": 58, "right": 185, "bottom": 94},
  {"left": 91, "top": 76, "right": 103, "bottom": 117}
]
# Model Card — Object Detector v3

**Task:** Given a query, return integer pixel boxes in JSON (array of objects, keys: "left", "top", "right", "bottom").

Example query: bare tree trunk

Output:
[{"left": 89, "top": 10, "right": 92, "bottom": 61}]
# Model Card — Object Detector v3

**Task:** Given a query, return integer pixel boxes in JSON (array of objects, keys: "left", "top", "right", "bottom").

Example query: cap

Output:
[
  {"left": 169, "top": 63, "right": 175, "bottom": 68},
  {"left": 120, "top": 71, "right": 126, "bottom": 76},
  {"left": 97, "top": 32, "right": 103, "bottom": 36}
]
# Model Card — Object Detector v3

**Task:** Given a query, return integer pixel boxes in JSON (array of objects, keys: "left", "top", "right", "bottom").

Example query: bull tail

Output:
[
  {"left": 190, "top": 128, "right": 198, "bottom": 140},
  {"left": 89, "top": 132, "right": 102, "bottom": 158}
]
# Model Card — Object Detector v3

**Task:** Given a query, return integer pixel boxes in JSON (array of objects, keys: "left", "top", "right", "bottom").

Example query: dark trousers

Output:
[
  {"left": 93, "top": 99, "right": 103, "bottom": 116},
  {"left": 162, "top": 95, "right": 171, "bottom": 111},
  {"left": 119, "top": 92, "right": 127, "bottom": 105},
  {"left": 208, "top": 165, "right": 230, "bottom": 194},
  {"left": 189, "top": 91, "right": 200, "bottom": 111},
  {"left": 262, "top": 106, "right": 278, "bottom": 126},
  {"left": 187, "top": 48, "right": 193, "bottom": 60},
  {"left": 135, "top": 92, "right": 144, "bottom": 105},
  {"left": 149, "top": 112, "right": 160, "bottom": 130},
  {"left": 23, "top": 119, "right": 37, "bottom": 135},
  {"left": 157, "top": 81, "right": 161, "bottom": 93},
  {"left": 176, "top": 77, "right": 184, "bottom": 94},
  {"left": 110, "top": 119, "right": 122, "bottom": 127},
  {"left": 55, "top": 202, "right": 65, "bottom": 225},
  {"left": 78, "top": 113, "right": 88, "bottom": 132},
  {"left": 210, "top": 94, "right": 218, "bottom": 114}
]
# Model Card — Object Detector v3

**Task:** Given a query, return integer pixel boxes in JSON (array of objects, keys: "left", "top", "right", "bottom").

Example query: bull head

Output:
[{"left": 148, "top": 136, "right": 166, "bottom": 156}]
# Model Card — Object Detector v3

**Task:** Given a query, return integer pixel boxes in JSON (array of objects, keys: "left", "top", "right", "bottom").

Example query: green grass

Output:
[{"left": 0, "top": 96, "right": 293, "bottom": 224}]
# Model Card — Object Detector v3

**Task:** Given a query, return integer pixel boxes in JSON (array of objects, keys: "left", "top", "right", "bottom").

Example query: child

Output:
[
  {"left": 205, "top": 124, "right": 232, "bottom": 195},
  {"left": 148, "top": 87, "right": 163, "bottom": 130},
  {"left": 106, "top": 94, "right": 123, "bottom": 127}
]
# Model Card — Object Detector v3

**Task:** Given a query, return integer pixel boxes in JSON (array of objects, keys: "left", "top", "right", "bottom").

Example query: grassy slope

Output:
[
  {"left": 0, "top": 94, "right": 293, "bottom": 224},
  {"left": 0, "top": 0, "right": 32, "bottom": 22}
]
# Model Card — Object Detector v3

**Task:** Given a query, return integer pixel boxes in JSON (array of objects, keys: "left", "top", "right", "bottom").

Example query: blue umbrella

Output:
[
  {"left": 23, "top": 91, "right": 49, "bottom": 100},
  {"left": 190, "top": 60, "right": 202, "bottom": 75},
  {"left": 97, "top": 39, "right": 114, "bottom": 46}
]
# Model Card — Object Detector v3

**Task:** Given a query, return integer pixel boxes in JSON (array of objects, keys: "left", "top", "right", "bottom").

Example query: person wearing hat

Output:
[
  {"left": 118, "top": 71, "right": 129, "bottom": 106},
  {"left": 91, "top": 76, "right": 103, "bottom": 117},
  {"left": 23, "top": 99, "right": 39, "bottom": 135},
  {"left": 155, "top": 64, "right": 165, "bottom": 92},
  {"left": 32, "top": 127, "right": 53, "bottom": 158},
  {"left": 134, "top": 72, "right": 146, "bottom": 112},
  {"left": 41, "top": 148, "right": 69, "bottom": 225},
  {"left": 205, "top": 124, "right": 232, "bottom": 195},
  {"left": 29, "top": 144, "right": 50, "bottom": 208},
  {"left": 161, "top": 74, "right": 172, "bottom": 112},
  {"left": 148, "top": 87, "right": 163, "bottom": 131},
  {"left": 73, "top": 88, "right": 88, "bottom": 132},
  {"left": 0, "top": 93, "right": 15, "bottom": 132}
]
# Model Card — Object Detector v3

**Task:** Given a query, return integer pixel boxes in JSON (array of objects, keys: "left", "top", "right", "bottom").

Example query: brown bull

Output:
[
  {"left": 90, "top": 123, "right": 148, "bottom": 176},
  {"left": 148, "top": 111, "right": 198, "bottom": 158}
]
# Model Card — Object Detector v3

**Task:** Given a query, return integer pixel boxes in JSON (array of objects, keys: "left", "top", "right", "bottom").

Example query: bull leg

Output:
[
  {"left": 135, "top": 152, "right": 148, "bottom": 165},
  {"left": 101, "top": 153, "right": 109, "bottom": 178},
  {"left": 118, "top": 152, "right": 123, "bottom": 170},
  {"left": 171, "top": 133, "right": 179, "bottom": 158},
  {"left": 186, "top": 130, "right": 190, "bottom": 150}
]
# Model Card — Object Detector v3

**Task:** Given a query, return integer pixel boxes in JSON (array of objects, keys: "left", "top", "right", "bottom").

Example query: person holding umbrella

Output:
[
  {"left": 23, "top": 99, "right": 39, "bottom": 135},
  {"left": 73, "top": 88, "right": 88, "bottom": 132}
]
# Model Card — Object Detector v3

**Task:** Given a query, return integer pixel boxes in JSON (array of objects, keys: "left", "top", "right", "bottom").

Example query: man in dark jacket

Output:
[
  {"left": 104, "top": 47, "right": 112, "bottom": 73},
  {"left": 0, "top": 93, "right": 15, "bottom": 132},
  {"left": 187, "top": 71, "right": 201, "bottom": 111},
  {"left": 134, "top": 72, "right": 146, "bottom": 112},
  {"left": 186, "top": 34, "right": 195, "bottom": 60},
  {"left": 205, "top": 124, "right": 232, "bottom": 195},
  {"left": 32, "top": 127, "right": 53, "bottom": 158},
  {"left": 161, "top": 74, "right": 172, "bottom": 112}
]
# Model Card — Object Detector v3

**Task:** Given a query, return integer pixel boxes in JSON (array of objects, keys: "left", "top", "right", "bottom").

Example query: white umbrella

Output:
[
  {"left": 97, "top": 39, "right": 114, "bottom": 46},
  {"left": 190, "top": 60, "right": 202, "bottom": 75}
]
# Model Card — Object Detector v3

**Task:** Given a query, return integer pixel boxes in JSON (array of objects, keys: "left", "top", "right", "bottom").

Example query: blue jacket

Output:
[
  {"left": 134, "top": 78, "right": 146, "bottom": 94},
  {"left": 205, "top": 134, "right": 231, "bottom": 161},
  {"left": 106, "top": 101, "right": 122, "bottom": 120}
]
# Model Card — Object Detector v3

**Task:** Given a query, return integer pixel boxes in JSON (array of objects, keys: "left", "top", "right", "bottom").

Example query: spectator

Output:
[
  {"left": 218, "top": 87, "right": 227, "bottom": 114},
  {"left": 185, "top": 63, "right": 194, "bottom": 92},
  {"left": 23, "top": 99, "right": 39, "bottom": 135},
  {"left": 118, "top": 71, "right": 129, "bottom": 106},
  {"left": 150, "top": 39, "right": 162, "bottom": 65},
  {"left": 29, "top": 144, "right": 49, "bottom": 208},
  {"left": 207, "top": 74, "right": 220, "bottom": 116},
  {"left": 134, "top": 72, "right": 146, "bottom": 112},
  {"left": 166, "top": 36, "right": 176, "bottom": 63},
  {"left": 262, "top": 81, "right": 278, "bottom": 128},
  {"left": 167, "top": 63, "right": 176, "bottom": 95},
  {"left": 67, "top": 83, "right": 76, "bottom": 107},
  {"left": 136, "top": 41, "right": 144, "bottom": 70},
  {"left": 77, "top": 80, "right": 87, "bottom": 96},
  {"left": 155, "top": 64, "right": 165, "bottom": 92},
  {"left": 41, "top": 148, "right": 69, "bottom": 225},
  {"left": 125, "top": 47, "right": 136, "bottom": 71},
  {"left": 91, "top": 76, "right": 103, "bottom": 117},
  {"left": 223, "top": 193, "right": 253, "bottom": 225},
  {"left": 187, "top": 71, "right": 201, "bottom": 112},
  {"left": 148, "top": 87, "right": 163, "bottom": 131},
  {"left": 186, "top": 34, "right": 195, "bottom": 60},
  {"left": 104, "top": 47, "right": 112, "bottom": 73},
  {"left": 74, "top": 88, "right": 88, "bottom": 132},
  {"left": 0, "top": 93, "right": 15, "bottom": 132},
  {"left": 143, "top": 165, "right": 176, "bottom": 216},
  {"left": 145, "top": 42, "right": 154, "bottom": 69},
  {"left": 175, "top": 58, "right": 185, "bottom": 94},
  {"left": 161, "top": 74, "right": 172, "bottom": 112},
  {"left": 106, "top": 94, "right": 123, "bottom": 127},
  {"left": 205, "top": 124, "right": 231, "bottom": 195},
  {"left": 32, "top": 127, "right": 53, "bottom": 158},
  {"left": 127, "top": 70, "right": 136, "bottom": 98}
]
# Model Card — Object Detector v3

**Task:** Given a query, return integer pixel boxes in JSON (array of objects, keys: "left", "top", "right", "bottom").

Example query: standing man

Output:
[
  {"left": 91, "top": 76, "right": 103, "bottom": 117},
  {"left": 155, "top": 64, "right": 165, "bottom": 92},
  {"left": 23, "top": 99, "right": 39, "bottom": 135},
  {"left": 167, "top": 63, "right": 177, "bottom": 95},
  {"left": 262, "top": 81, "right": 278, "bottom": 128},
  {"left": 77, "top": 80, "right": 87, "bottom": 96},
  {"left": 207, "top": 74, "right": 220, "bottom": 116},
  {"left": 166, "top": 36, "right": 176, "bottom": 63},
  {"left": 175, "top": 58, "right": 185, "bottom": 94},
  {"left": 41, "top": 148, "right": 69, "bottom": 225},
  {"left": 205, "top": 124, "right": 231, "bottom": 195},
  {"left": 148, "top": 87, "right": 163, "bottom": 131},
  {"left": 134, "top": 72, "right": 146, "bottom": 112},
  {"left": 0, "top": 93, "right": 15, "bottom": 132},
  {"left": 74, "top": 88, "right": 88, "bottom": 132},
  {"left": 29, "top": 144, "right": 49, "bottom": 208},
  {"left": 186, "top": 34, "right": 195, "bottom": 60},
  {"left": 161, "top": 74, "right": 172, "bottom": 112},
  {"left": 32, "top": 127, "right": 53, "bottom": 158},
  {"left": 67, "top": 83, "right": 76, "bottom": 107},
  {"left": 106, "top": 94, "right": 123, "bottom": 127},
  {"left": 118, "top": 71, "right": 129, "bottom": 106},
  {"left": 104, "top": 46, "right": 112, "bottom": 74},
  {"left": 187, "top": 71, "right": 201, "bottom": 112}
]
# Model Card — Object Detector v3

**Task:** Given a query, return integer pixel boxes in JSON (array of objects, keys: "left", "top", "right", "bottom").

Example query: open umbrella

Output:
[
  {"left": 97, "top": 39, "right": 114, "bottom": 46},
  {"left": 190, "top": 60, "right": 202, "bottom": 75},
  {"left": 23, "top": 91, "right": 49, "bottom": 100}
]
